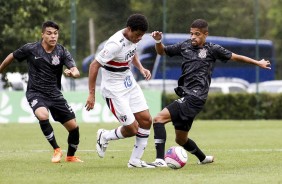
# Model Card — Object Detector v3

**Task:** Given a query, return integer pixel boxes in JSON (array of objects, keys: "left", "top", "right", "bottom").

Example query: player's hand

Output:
[
  {"left": 259, "top": 59, "right": 271, "bottom": 70},
  {"left": 141, "top": 68, "right": 151, "bottom": 80},
  {"left": 151, "top": 31, "right": 163, "bottom": 41},
  {"left": 85, "top": 95, "right": 95, "bottom": 111},
  {"left": 64, "top": 68, "right": 80, "bottom": 78},
  {"left": 64, "top": 69, "right": 73, "bottom": 77}
]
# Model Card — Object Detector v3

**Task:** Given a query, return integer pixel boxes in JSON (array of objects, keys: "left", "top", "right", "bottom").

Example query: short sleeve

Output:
[
  {"left": 95, "top": 41, "right": 121, "bottom": 65},
  {"left": 62, "top": 48, "right": 76, "bottom": 68},
  {"left": 211, "top": 44, "right": 232, "bottom": 62},
  {"left": 13, "top": 44, "right": 31, "bottom": 62},
  {"left": 164, "top": 41, "right": 184, "bottom": 57}
]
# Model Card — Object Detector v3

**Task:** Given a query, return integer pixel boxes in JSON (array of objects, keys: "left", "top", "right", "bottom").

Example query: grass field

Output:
[{"left": 0, "top": 120, "right": 281, "bottom": 184}]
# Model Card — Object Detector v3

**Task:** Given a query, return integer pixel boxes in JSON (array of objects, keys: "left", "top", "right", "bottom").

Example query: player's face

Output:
[
  {"left": 128, "top": 29, "right": 145, "bottom": 44},
  {"left": 190, "top": 28, "right": 208, "bottom": 47},
  {"left": 41, "top": 27, "right": 59, "bottom": 47}
]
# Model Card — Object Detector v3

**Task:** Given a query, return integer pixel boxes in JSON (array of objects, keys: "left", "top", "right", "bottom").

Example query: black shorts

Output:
[
  {"left": 28, "top": 96, "right": 75, "bottom": 124},
  {"left": 166, "top": 95, "right": 205, "bottom": 131}
]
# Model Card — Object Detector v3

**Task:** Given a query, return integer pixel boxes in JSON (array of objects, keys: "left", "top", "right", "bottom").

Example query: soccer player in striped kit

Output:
[{"left": 85, "top": 14, "right": 155, "bottom": 168}]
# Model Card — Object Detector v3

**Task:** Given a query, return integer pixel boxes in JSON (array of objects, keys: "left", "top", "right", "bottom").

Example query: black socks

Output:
[
  {"left": 153, "top": 123, "right": 166, "bottom": 159},
  {"left": 182, "top": 138, "right": 206, "bottom": 162},
  {"left": 39, "top": 119, "right": 59, "bottom": 149},
  {"left": 67, "top": 126, "right": 80, "bottom": 156}
]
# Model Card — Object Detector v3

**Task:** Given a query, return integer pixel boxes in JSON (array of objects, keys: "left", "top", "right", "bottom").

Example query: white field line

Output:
[{"left": 0, "top": 148, "right": 282, "bottom": 153}]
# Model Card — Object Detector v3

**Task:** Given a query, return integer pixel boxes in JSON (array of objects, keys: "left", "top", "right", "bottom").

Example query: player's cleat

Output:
[
  {"left": 127, "top": 160, "right": 156, "bottom": 168},
  {"left": 65, "top": 156, "right": 84, "bottom": 163},
  {"left": 96, "top": 129, "right": 109, "bottom": 158},
  {"left": 51, "top": 148, "right": 63, "bottom": 163},
  {"left": 150, "top": 158, "right": 167, "bottom": 167},
  {"left": 198, "top": 155, "right": 214, "bottom": 165}
]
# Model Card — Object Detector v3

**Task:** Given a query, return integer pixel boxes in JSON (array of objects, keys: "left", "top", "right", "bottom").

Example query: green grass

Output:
[{"left": 0, "top": 120, "right": 281, "bottom": 184}]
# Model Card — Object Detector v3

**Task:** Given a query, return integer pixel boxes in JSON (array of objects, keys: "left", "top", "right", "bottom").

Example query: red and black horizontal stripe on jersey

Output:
[{"left": 103, "top": 60, "right": 130, "bottom": 72}]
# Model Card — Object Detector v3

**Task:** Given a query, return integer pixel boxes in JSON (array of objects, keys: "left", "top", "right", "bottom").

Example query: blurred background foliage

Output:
[{"left": 0, "top": 0, "right": 282, "bottom": 78}]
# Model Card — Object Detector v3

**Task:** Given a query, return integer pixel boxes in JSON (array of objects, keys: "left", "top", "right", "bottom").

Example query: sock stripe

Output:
[
  {"left": 136, "top": 132, "right": 149, "bottom": 138},
  {"left": 45, "top": 132, "right": 54, "bottom": 141},
  {"left": 114, "top": 128, "right": 121, "bottom": 139}
]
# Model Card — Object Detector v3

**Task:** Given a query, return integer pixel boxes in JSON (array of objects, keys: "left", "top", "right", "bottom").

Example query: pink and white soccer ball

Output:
[{"left": 165, "top": 146, "right": 188, "bottom": 169}]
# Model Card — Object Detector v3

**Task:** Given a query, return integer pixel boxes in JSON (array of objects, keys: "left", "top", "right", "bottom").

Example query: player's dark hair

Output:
[
  {"left": 42, "top": 20, "right": 60, "bottom": 32},
  {"left": 191, "top": 19, "right": 208, "bottom": 32},
  {"left": 126, "top": 14, "right": 148, "bottom": 32}
]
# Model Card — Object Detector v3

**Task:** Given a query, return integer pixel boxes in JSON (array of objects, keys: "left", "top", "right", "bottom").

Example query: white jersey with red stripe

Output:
[{"left": 95, "top": 29, "right": 138, "bottom": 98}]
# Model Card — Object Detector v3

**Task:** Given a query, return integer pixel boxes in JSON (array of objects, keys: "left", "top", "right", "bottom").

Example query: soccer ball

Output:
[{"left": 165, "top": 146, "right": 188, "bottom": 169}]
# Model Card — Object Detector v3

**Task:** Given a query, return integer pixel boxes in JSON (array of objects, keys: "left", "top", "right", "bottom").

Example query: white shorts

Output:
[{"left": 104, "top": 85, "right": 148, "bottom": 126}]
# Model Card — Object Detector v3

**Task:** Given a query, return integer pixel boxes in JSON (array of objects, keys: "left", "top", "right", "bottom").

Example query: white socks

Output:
[
  {"left": 129, "top": 127, "right": 150, "bottom": 162},
  {"left": 102, "top": 126, "right": 150, "bottom": 162},
  {"left": 103, "top": 126, "right": 124, "bottom": 140}
]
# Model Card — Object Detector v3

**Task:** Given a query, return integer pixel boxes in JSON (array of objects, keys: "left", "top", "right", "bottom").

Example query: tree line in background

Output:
[{"left": 0, "top": 0, "right": 281, "bottom": 78}]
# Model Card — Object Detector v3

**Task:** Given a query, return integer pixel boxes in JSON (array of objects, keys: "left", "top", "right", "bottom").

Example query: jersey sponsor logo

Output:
[
  {"left": 124, "top": 75, "right": 132, "bottom": 88},
  {"left": 51, "top": 55, "right": 60, "bottom": 65},
  {"left": 198, "top": 48, "right": 207, "bottom": 59},
  {"left": 119, "top": 115, "right": 127, "bottom": 122},
  {"left": 125, "top": 48, "right": 136, "bottom": 61}
]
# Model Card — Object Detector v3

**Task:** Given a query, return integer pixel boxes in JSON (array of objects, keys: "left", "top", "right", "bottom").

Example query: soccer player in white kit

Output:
[{"left": 85, "top": 14, "right": 155, "bottom": 168}]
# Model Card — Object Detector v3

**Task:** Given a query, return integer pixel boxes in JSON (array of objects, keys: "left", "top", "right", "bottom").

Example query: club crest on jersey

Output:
[
  {"left": 198, "top": 48, "right": 207, "bottom": 59},
  {"left": 124, "top": 75, "right": 132, "bottom": 88},
  {"left": 30, "top": 99, "right": 38, "bottom": 107},
  {"left": 51, "top": 55, "right": 60, "bottom": 65},
  {"left": 119, "top": 115, "right": 127, "bottom": 122}
]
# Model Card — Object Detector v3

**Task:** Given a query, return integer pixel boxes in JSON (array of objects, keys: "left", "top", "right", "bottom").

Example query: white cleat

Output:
[
  {"left": 150, "top": 158, "right": 167, "bottom": 167},
  {"left": 96, "top": 129, "right": 109, "bottom": 158},
  {"left": 127, "top": 160, "right": 156, "bottom": 168},
  {"left": 198, "top": 156, "right": 214, "bottom": 165}
]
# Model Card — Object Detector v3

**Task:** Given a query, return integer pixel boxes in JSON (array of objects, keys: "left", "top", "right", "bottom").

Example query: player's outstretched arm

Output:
[
  {"left": 151, "top": 31, "right": 166, "bottom": 55},
  {"left": 0, "top": 53, "right": 14, "bottom": 73},
  {"left": 231, "top": 53, "right": 271, "bottom": 69}
]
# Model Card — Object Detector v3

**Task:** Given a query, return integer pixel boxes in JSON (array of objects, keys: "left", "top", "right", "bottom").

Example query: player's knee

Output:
[
  {"left": 36, "top": 114, "right": 49, "bottom": 121},
  {"left": 35, "top": 107, "right": 49, "bottom": 120},
  {"left": 175, "top": 137, "right": 186, "bottom": 146},
  {"left": 139, "top": 116, "right": 152, "bottom": 129},
  {"left": 153, "top": 115, "right": 163, "bottom": 123}
]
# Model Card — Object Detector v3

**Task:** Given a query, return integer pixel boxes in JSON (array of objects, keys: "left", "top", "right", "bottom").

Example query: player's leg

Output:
[
  {"left": 151, "top": 108, "right": 171, "bottom": 167},
  {"left": 29, "top": 97, "right": 61, "bottom": 163},
  {"left": 127, "top": 110, "right": 152, "bottom": 166},
  {"left": 62, "top": 120, "right": 83, "bottom": 162},
  {"left": 177, "top": 128, "right": 213, "bottom": 164},
  {"left": 173, "top": 96, "right": 214, "bottom": 165},
  {"left": 96, "top": 97, "right": 136, "bottom": 158},
  {"left": 35, "top": 107, "right": 60, "bottom": 150},
  {"left": 122, "top": 85, "right": 154, "bottom": 168},
  {"left": 174, "top": 126, "right": 208, "bottom": 163},
  {"left": 51, "top": 98, "right": 83, "bottom": 162}
]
